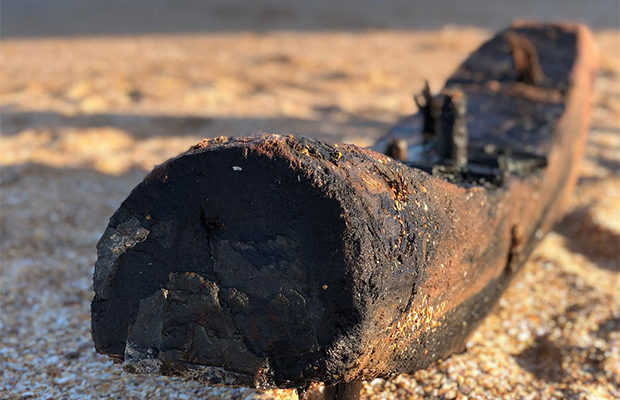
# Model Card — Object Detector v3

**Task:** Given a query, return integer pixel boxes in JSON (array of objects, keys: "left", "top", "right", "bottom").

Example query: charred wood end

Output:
[
  {"left": 507, "top": 33, "right": 545, "bottom": 85},
  {"left": 438, "top": 89, "right": 468, "bottom": 168},
  {"left": 384, "top": 138, "right": 408, "bottom": 162},
  {"left": 414, "top": 80, "right": 441, "bottom": 143}
]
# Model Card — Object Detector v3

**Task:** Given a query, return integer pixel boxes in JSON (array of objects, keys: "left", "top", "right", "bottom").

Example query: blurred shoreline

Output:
[{"left": 2, "top": 0, "right": 619, "bottom": 38}]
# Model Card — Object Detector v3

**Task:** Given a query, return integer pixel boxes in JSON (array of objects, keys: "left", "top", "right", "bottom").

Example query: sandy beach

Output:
[{"left": 1, "top": 3, "right": 619, "bottom": 399}]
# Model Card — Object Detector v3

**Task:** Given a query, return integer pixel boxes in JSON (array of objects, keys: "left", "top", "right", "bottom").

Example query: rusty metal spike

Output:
[
  {"left": 438, "top": 89, "right": 468, "bottom": 168},
  {"left": 414, "top": 80, "right": 441, "bottom": 143}
]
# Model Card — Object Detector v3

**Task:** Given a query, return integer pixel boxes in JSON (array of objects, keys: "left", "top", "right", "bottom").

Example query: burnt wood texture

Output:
[{"left": 92, "top": 23, "right": 596, "bottom": 390}]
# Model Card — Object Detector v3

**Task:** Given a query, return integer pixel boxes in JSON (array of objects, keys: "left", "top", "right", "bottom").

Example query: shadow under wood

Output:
[
  {"left": 589, "top": 156, "right": 620, "bottom": 174},
  {"left": 553, "top": 206, "right": 620, "bottom": 271},
  {"left": 514, "top": 333, "right": 607, "bottom": 398},
  {"left": 514, "top": 296, "right": 613, "bottom": 391},
  {"left": 584, "top": 134, "right": 620, "bottom": 174},
  {"left": 514, "top": 334, "right": 565, "bottom": 382},
  {"left": 0, "top": 109, "right": 390, "bottom": 144},
  {"left": 593, "top": 315, "right": 620, "bottom": 340},
  {"left": 0, "top": 109, "right": 212, "bottom": 138}
]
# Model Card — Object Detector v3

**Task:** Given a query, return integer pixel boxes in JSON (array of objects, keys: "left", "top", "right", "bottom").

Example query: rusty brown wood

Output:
[{"left": 91, "top": 22, "right": 597, "bottom": 391}]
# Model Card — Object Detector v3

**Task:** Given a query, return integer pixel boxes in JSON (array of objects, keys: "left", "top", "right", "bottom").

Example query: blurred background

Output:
[
  {"left": 3, "top": 0, "right": 620, "bottom": 36},
  {"left": 1, "top": 1, "right": 619, "bottom": 399}
]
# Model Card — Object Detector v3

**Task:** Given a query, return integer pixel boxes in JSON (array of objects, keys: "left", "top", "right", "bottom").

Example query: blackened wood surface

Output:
[{"left": 91, "top": 23, "right": 596, "bottom": 388}]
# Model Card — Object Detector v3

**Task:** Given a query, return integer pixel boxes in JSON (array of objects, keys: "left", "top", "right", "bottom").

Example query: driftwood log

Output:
[{"left": 91, "top": 22, "right": 596, "bottom": 398}]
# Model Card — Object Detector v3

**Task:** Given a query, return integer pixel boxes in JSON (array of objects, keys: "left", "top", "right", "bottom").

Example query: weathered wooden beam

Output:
[{"left": 91, "top": 22, "right": 596, "bottom": 395}]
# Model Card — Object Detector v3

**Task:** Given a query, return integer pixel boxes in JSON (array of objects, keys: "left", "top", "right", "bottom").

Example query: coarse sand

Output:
[{"left": 1, "top": 28, "right": 618, "bottom": 399}]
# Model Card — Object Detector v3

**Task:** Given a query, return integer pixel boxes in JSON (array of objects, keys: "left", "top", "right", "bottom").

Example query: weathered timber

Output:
[{"left": 91, "top": 22, "right": 597, "bottom": 393}]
